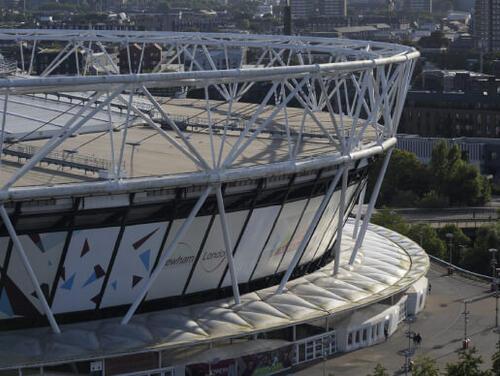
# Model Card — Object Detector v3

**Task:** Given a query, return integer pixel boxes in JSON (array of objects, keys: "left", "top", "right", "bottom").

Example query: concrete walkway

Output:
[{"left": 295, "top": 263, "right": 498, "bottom": 375}]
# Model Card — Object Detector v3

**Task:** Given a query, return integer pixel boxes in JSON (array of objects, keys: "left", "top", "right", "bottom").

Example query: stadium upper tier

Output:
[
  {"left": 0, "top": 29, "right": 418, "bottom": 201},
  {"left": 0, "top": 95, "right": 379, "bottom": 188}
]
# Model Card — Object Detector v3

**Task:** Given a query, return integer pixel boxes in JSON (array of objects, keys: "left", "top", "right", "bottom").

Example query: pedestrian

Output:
[
  {"left": 415, "top": 333, "right": 422, "bottom": 347},
  {"left": 384, "top": 327, "right": 388, "bottom": 341},
  {"left": 428, "top": 283, "right": 432, "bottom": 295}
]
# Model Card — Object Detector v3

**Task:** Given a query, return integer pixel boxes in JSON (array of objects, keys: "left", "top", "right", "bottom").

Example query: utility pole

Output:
[
  {"left": 490, "top": 248, "right": 498, "bottom": 330},
  {"left": 403, "top": 315, "right": 416, "bottom": 375},
  {"left": 446, "top": 233, "right": 454, "bottom": 275},
  {"left": 463, "top": 301, "right": 470, "bottom": 349}
]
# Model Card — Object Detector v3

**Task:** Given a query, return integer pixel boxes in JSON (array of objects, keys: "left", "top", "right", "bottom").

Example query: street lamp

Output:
[
  {"left": 489, "top": 248, "right": 498, "bottom": 330},
  {"left": 446, "top": 233, "right": 454, "bottom": 275},
  {"left": 402, "top": 315, "right": 416, "bottom": 375}
]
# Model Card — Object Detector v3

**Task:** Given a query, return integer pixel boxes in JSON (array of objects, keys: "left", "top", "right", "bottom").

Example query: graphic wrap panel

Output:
[
  {"left": 52, "top": 227, "right": 120, "bottom": 313},
  {"left": 186, "top": 210, "right": 248, "bottom": 294},
  {"left": 6, "top": 232, "right": 66, "bottom": 314},
  {"left": 146, "top": 215, "right": 211, "bottom": 300},
  {"left": 251, "top": 199, "right": 308, "bottom": 280},
  {"left": 221, "top": 205, "right": 281, "bottom": 286},
  {"left": 100, "top": 222, "right": 168, "bottom": 308}
]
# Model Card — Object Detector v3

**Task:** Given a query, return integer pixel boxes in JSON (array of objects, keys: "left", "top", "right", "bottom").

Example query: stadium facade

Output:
[{"left": 0, "top": 30, "right": 426, "bottom": 375}]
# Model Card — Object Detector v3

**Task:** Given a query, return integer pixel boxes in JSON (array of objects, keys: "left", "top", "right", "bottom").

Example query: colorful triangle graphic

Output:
[
  {"left": 80, "top": 239, "right": 90, "bottom": 258},
  {"left": 60, "top": 273, "right": 76, "bottom": 290},
  {"left": 0, "top": 291, "right": 13, "bottom": 317},
  {"left": 29, "top": 234, "right": 46, "bottom": 253},
  {"left": 139, "top": 249, "right": 151, "bottom": 271},
  {"left": 132, "top": 228, "right": 159, "bottom": 250}
]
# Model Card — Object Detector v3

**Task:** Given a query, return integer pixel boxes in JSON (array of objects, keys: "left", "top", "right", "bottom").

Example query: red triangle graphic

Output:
[
  {"left": 80, "top": 239, "right": 90, "bottom": 258},
  {"left": 132, "top": 275, "right": 143, "bottom": 288},
  {"left": 132, "top": 228, "right": 159, "bottom": 250}
]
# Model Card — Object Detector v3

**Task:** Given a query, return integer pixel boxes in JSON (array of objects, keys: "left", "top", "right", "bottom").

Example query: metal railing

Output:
[
  {"left": 3, "top": 143, "right": 120, "bottom": 174},
  {"left": 429, "top": 254, "right": 494, "bottom": 282}
]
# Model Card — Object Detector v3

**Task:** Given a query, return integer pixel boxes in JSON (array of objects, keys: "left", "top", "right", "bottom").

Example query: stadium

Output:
[{"left": 0, "top": 30, "right": 427, "bottom": 375}]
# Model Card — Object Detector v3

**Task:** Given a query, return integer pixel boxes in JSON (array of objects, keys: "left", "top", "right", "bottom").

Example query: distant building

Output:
[
  {"left": 290, "top": 0, "right": 347, "bottom": 19},
  {"left": 474, "top": 0, "right": 500, "bottom": 52},
  {"left": 35, "top": 47, "right": 86, "bottom": 76},
  {"left": 404, "top": 0, "right": 432, "bottom": 12},
  {"left": 419, "top": 69, "right": 499, "bottom": 94},
  {"left": 183, "top": 48, "right": 244, "bottom": 71},
  {"left": 118, "top": 43, "right": 162, "bottom": 74},
  {"left": 399, "top": 91, "right": 500, "bottom": 138}
]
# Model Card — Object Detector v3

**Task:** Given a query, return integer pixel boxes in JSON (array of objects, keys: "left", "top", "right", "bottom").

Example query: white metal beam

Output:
[
  {"left": 215, "top": 186, "right": 241, "bottom": 305},
  {"left": 349, "top": 148, "right": 394, "bottom": 265},
  {"left": 121, "top": 186, "right": 212, "bottom": 325},
  {"left": 0, "top": 205, "right": 61, "bottom": 334}
]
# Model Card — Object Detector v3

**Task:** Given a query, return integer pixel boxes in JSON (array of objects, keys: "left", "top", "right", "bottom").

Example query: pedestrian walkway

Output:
[{"left": 295, "top": 263, "right": 498, "bottom": 375}]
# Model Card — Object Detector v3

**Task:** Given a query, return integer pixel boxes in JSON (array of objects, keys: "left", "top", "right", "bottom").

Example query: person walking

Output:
[{"left": 428, "top": 283, "right": 432, "bottom": 295}]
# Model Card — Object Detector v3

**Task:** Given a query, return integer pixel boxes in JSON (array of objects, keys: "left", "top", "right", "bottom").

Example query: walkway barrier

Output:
[
  {"left": 2, "top": 143, "right": 119, "bottom": 174},
  {"left": 429, "top": 255, "right": 493, "bottom": 282}
]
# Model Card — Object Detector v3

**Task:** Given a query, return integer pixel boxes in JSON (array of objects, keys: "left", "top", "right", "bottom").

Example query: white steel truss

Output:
[{"left": 0, "top": 30, "right": 418, "bottom": 332}]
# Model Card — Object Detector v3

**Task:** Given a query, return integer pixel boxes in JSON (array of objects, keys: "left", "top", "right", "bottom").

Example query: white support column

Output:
[
  {"left": 352, "top": 183, "right": 366, "bottom": 240},
  {"left": 349, "top": 148, "right": 393, "bottom": 265},
  {"left": 277, "top": 165, "right": 346, "bottom": 294},
  {"left": 121, "top": 186, "right": 212, "bottom": 325},
  {"left": 0, "top": 205, "right": 61, "bottom": 334},
  {"left": 0, "top": 92, "right": 9, "bottom": 174},
  {"left": 333, "top": 166, "right": 349, "bottom": 275},
  {"left": 28, "top": 39, "right": 36, "bottom": 76},
  {"left": 215, "top": 186, "right": 241, "bottom": 305}
]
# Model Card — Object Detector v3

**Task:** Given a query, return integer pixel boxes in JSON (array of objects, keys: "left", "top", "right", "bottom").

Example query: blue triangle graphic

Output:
[
  {"left": 82, "top": 272, "right": 98, "bottom": 288},
  {"left": 139, "top": 249, "right": 151, "bottom": 271},
  {"left": 111, "top": 280, "right": 117, "bottom": 290},
  {"left": 0, "top": 291, "right": 13, "bottom": 316},
  {"left": 61, "top": 273, "right": 76, "bottom": 290}
]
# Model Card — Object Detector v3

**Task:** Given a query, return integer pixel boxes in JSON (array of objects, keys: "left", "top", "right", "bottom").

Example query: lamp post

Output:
[
  {"left": 463, "top": 301, "right": 470, "bottom": 349},
  {"left": 489, "top": 248, "right": 498, "bottom": 330},
  {"left": 403, "top": 315, "right": 416, "bottom": 375},
  {"left": 446, "top": 233, "right": 454, "bottom": 275}
]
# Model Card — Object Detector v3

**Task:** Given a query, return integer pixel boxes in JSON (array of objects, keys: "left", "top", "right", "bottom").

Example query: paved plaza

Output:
[{"left": 296, "top": 263, "right": 498, "bottom": 375}]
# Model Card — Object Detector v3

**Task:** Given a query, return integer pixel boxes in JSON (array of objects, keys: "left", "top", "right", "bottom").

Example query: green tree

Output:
[
  {"left": 445, "top": 347, "right": 492, "bottom": 376},
  {"left": 462, "top": 223, "right": 500, "bottom": 274},
  {"left": 408, "top": 223, "right": 447, "bottom": 259},
  {"left": 367, "top": 363, "right": 389, "bottom": 376},
  {"left": 370, "top": 149, "right": 430, "bottom": 207},
  {"left": 492, "top": 341, "right": 500, "bottom": 375},
  {"left": 438, "top": 225, "right": 471, "bottom": 265},
  {"left": 412, "top": 356, "right": 440, "bottom": 376},
  {"left": 429, "top": 142, "right": 490, "bottom": 206},
  {"left": 372, "top": 209, "right": 410, "bottom": 236}
]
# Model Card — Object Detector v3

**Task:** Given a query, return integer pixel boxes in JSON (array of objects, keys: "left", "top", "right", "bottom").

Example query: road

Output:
[{"left": 294, "top": 264, "right": 499, "bottom": 376}]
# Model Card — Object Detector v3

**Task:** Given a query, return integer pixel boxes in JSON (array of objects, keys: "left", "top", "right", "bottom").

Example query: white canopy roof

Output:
[{"left": 0, "top": 220, "right": 429, "bottom": 369}]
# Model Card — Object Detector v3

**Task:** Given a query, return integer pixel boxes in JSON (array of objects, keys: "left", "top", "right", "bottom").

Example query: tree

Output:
[
  {"left": 370, "top": 149, "right": 430, "bottom": 207},
  {"left": 367, "top": 363, "right": 389, "bottom": 376},
  {"left": 408, "top": 223, "right": 447, "bottom": 259},
  {"left": 462, "top": 223, "right": 500, "bottom": 274},
  {"left": 372, "top": 209, "right": 410, "bottom": 236},
  {"left": 492, "top": 341, "right": 500, "bottom": 375},
  {"left": 412, "top": 356, "right": 440, "bottom": 376},
  {"left": 445, "top": 347, "right": 492, "bottom": 376},
  {"left": 438, "top": 225, "right": 471, "bottom": 265}
]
